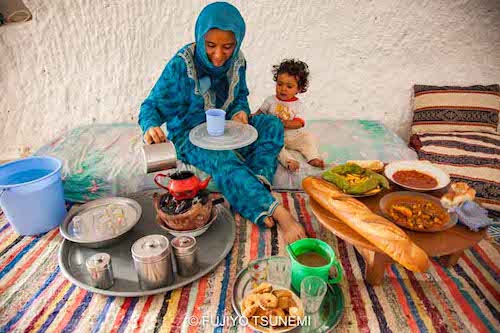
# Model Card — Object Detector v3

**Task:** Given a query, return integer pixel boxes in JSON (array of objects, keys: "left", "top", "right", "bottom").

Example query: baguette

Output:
[{"left": 303, "top": 177, "right": 430, "bottom": 272}]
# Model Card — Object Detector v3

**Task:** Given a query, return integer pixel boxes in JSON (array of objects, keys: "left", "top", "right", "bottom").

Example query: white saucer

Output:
[{"left": 189, "top": 121, "right": 258, "bottom": 150}]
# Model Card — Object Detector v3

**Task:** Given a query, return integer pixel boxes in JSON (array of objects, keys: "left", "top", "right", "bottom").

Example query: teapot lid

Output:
[{"left": 169, "top": 171, "right": 195, "bottom": 180}]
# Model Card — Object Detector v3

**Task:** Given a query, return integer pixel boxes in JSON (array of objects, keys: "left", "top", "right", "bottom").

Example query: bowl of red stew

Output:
[{"left": 384, "top": 161, "right": 450, "bottom": 191}]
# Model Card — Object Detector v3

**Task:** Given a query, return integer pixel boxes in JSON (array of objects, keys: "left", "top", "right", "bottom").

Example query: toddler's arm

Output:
[
  {"left": 282, "top": 118, "right": 304, "bottom": 129},
  {"left": 254, "top": 96, "right": 273, "bottom": 116}
]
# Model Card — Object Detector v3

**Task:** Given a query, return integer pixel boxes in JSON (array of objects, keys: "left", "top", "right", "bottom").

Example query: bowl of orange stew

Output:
[
  {"left": 380, "top": 192, "right": 458, "bottom": 232},
  {"left": 384, "top": 161, "right": 450, "bottom": 191}
]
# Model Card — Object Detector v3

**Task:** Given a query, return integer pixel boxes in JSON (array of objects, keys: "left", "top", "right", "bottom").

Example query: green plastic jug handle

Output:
[{"left": 328, "top": 261, "right": 343, "bottom": 284}]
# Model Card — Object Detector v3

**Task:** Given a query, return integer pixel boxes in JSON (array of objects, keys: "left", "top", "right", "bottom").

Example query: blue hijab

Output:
[{"left": 194, "top": 2, "right": 246, "bottom": 106}]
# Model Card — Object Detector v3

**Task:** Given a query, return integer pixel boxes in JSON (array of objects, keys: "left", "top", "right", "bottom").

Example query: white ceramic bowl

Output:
[{"left": 384, "top": 161, "right": 450, "bottom": 191}]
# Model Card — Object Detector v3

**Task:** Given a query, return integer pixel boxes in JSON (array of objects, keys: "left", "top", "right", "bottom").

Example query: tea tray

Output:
[
  {"left": 189, "top": 120, "right": 258, "bottom": 150},
  {"left": 58, "top": 191, "right": 235, "bottom": 297},
  {"left": 59, "top": 197, "right": 143, "bottom": 248},
  {"left": 232, "top": 257, "right": 344, "bottom": 332}
]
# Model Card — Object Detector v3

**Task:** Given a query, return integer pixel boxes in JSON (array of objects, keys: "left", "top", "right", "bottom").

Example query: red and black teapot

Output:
[{"left": 154, "top": 171, "right": 211, "bottom": 201}]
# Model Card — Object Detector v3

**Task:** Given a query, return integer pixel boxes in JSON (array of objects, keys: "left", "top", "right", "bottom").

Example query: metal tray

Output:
[
  {"left": 232, "top": 257, "right": 344, "bottom": 332},
  {"left": 58, "top": 192, "right": 235, "bottom": 297},
  {"left": 60, "top": 197, "right": 143, "bottom": 248}
]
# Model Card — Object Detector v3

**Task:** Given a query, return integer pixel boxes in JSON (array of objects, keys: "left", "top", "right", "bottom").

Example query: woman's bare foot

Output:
[
  {"left": 308, "top": 158, "right": 325, "bottom": 169},
  {"left": 264, "top": 216, "right": 275, "bottom": 227},
  {"left": 272, "top": 204, "right": 306, "bottom": 243},
  {"left": 286, "top": 159, "right": 300, "bottom": 172}
]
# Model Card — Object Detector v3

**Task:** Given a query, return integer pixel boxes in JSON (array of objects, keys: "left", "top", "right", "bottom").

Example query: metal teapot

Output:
[{"left": 154, "top": 171, "right": 211, "bottom": 201}]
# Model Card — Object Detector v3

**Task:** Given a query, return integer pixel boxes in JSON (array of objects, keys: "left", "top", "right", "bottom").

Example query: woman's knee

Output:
[
  {"left": 252, "top": 114, "right": 281, "bottom": 128},
  {"left": 182, "top": 148, "right": 242, "bottom": 172},
  {"left": 251, "top": 114, "right": 284, "bottom": 142}
]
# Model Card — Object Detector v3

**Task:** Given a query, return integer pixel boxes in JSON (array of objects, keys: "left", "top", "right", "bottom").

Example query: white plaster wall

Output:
[{"left": 1, "top": 0, "right": 499, "bottom": 159}]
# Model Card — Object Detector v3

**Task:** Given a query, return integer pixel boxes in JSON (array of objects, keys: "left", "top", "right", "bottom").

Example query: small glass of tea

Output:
[
  {"left": 300, "top": 276, "right": 327, "bottom": 313},
  {"left": 248, "top": 260, "right": 268, "bottom": 288},
  {"left": 267, "top": 256, "right": 291, "bottom": 288}
]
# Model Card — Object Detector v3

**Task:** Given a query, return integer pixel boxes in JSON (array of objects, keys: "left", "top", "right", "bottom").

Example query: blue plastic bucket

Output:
[{"left": 0, "top": 156, "right": 67, "bottom": 235}]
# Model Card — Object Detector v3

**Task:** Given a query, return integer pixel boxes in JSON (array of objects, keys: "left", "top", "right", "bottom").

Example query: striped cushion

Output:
[
  {"left": 415, "top": 131, "right": 500, "bottom": 211},
  {"left": 411, "top": 85, "right": 500, "bottom": 134}
]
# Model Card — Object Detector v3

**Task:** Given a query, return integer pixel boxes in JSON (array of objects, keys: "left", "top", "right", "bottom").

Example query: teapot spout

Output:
[{"left": 199, "top": 176, "right": 212, "bottom": 190}]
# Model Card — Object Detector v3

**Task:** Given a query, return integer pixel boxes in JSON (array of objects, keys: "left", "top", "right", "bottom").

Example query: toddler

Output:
[{"left": 255, "top": 59, "right": 325, "bottom": 171}]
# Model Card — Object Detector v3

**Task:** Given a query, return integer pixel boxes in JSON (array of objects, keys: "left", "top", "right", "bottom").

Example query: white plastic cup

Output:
[{"left": 205, "top": 109, "right": 226, "bottom": 136}]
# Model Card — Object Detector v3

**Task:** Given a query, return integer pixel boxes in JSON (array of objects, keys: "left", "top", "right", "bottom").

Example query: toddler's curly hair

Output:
[{"left": 272, "top": 59, "right": 310, "bottom": 93}]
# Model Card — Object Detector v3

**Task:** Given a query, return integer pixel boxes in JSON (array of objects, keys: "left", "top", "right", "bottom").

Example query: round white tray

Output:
[{"left": 189, "top": 121, "right": 258, "bottom": 150}]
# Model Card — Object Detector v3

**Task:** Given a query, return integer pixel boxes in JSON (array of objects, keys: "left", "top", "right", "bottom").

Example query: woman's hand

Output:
[
  {"left": 144, "top": 127, "right": 167, "bottom": 144},
  {"left": 232, "top": 111, "right": 248, "bottom": 124}
]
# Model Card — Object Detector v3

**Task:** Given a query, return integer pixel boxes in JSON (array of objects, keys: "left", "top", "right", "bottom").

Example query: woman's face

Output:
[{"left": 204, "top": 29, "right": 236, "bottom": 67}]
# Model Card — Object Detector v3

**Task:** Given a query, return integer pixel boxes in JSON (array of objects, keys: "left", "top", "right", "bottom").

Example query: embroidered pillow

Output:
[
  {"left": 413, "top": 131, "right": 500, "bottom": 212},
  {"left": 411, "top": 84, "right": 500, "bottom": 134}
]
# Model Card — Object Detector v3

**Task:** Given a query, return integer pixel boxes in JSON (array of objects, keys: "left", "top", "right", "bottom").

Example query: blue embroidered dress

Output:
[{"left": 138, "top": 2, "right": 284, "bottom": 225}]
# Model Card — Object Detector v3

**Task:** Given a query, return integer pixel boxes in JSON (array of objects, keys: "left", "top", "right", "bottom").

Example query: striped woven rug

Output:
[{"left": 0, "top": 192, "right": 498, "bottom": 333}]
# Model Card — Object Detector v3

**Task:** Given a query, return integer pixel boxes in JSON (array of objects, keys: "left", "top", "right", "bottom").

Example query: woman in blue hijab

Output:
[{"left": 139, "top": 2, "right": 306, "bottom": 243}]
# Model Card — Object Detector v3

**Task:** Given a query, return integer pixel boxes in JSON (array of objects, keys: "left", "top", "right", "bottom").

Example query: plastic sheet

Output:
[
  {"left": 35, "top": 120, "right": 417, "bottom": 201},
  {"left": 273, "top": 120, "right": 418, "bottom": 189},
  {"left": 35, "top": 124, "right": 164, "bottom": 202}
]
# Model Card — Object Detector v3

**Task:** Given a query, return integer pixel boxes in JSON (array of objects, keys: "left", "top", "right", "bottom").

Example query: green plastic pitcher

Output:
[{"left": 287, "top": 238, "right": 343, "bottom": 291}]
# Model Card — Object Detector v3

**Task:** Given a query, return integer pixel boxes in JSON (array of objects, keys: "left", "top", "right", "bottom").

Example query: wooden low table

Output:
[{"left": 310, "top": 186, "right": 487, "bottom": 285}]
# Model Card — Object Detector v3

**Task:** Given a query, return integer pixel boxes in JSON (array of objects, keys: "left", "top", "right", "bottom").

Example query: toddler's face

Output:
[
  {"left": 204, "top": 29, "right": 236, "bottom": 67},
  {"left": 276, "top": 73, "right": 300, "bottom": 101}
]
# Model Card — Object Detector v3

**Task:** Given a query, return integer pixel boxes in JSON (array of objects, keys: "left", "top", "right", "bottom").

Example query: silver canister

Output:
[
  {"left": 172, "top": 236, "right": 199, "bottom": 277},
  {"left": 131, "top": 234, "right": 174, "bottom": 290},
  {"left": 86, "top": 253, "right": 114, "bottom": 289},
  {"left": 141, "top": 141, "right": 178, "bottom": 174}
]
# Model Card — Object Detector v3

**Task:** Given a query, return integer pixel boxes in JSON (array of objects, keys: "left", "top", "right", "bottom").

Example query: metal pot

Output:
[{"left": 141, "top": 141, "right": 178, "bottom": 174}]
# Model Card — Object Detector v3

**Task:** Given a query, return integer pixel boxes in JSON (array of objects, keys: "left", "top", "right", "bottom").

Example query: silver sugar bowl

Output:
[
  {"left": 86, "top": 253, "right": 114, "bottom": 289},
  {"left": 131, "top": 234, "right": 174, "bottom": 290},
  {"left": 172, "top": 235, "right": 199, "bottom": 277}
]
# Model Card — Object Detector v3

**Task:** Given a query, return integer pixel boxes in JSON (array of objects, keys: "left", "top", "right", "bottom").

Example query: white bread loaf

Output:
[
  {"left": 441, "top": 182, "right": 476, "bottom": 209},
  {"left": 346, "top": 160, "right": 384, "bottom": 172},
  {"left": 303, "top": 177, "right": 430, "bottom": 272}
]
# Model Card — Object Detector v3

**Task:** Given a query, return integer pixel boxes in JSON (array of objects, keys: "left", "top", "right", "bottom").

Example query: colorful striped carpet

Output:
[{"left": 0, "top": 192, "right": 499, "bottom": 333}]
